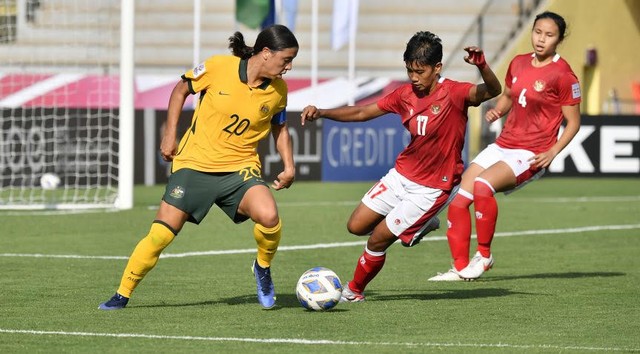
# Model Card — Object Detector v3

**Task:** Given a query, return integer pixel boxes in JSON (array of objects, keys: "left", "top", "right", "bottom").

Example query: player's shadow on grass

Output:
[
  {"left": 135, "top": 293, "right": 349, "bottom": 311},
  {"left": 488, "top": 271, "right": 625, "bottom": 282},
  {"left": 374, "top": 288, "right": 521, "bottom": 302},
  {"left": 135, "top": 295, "right": 269, "bottom": 309}
]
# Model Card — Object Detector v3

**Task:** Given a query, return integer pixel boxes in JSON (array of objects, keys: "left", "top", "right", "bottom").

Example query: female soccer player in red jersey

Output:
[
  {"left": 429, "top": 11, "right": 582, "bottom": 281},
  {"left": 300, "top": 31, "right": 501, "bottom": 302},
  {"left": 99, "top": 25, "right": 298, "bottom": 310}
]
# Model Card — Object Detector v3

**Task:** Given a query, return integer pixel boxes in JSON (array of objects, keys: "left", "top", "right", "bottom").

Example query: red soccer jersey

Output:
[
  {"left": 496, "top": 53, "right": 581, "bottom": 154},
  {"left": 377, "top": 77, "right": 474, "bottom": 190}
]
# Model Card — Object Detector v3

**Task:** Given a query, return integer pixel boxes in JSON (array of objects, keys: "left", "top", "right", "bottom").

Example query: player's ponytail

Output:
[
  {"left": 228, "top": 32, "right": 253, "bottom": 59},
  {"left": 229, "top": 25, "right": 298, "bottom": 60}
]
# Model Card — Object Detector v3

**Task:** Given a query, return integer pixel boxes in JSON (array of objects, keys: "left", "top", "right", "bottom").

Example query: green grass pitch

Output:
[{"left": 1, "top": 177, "right": 639, "bottom": 353}]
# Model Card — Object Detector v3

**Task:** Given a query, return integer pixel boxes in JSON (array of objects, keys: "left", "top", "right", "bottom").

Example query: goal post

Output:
[
  {"left": 117, "top": 0, "right": 134, "bottom": 210},
  {"left": 0, "top": 0, "right": 134, "bottom": 210}
]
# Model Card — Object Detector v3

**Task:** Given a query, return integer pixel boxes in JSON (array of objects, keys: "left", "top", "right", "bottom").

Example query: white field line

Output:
[
  {"left": 275, "top": 195, "right": 640, "bottom": 208},
  {"left": 0, "top": 209, "right": 120, "bottom": 216},
  {"left": 0, "top": 329, "right": 636, "bottom": 352},
  {"left": 1, "top": 224, "right": 639, "bottom": 261},
  {"left": 502, "top": 195, "right": 640, "bottom": 203},
  {"left": 1, "top": 195, "right": 639, "bottom": 216}
]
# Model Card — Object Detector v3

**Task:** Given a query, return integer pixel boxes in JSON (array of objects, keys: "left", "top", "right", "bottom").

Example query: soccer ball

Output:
[
  {"left": 295, "top": 267, "right": 342, "bottom": 311},
  {"left": 40, "top": 173, "right": 61, "bottom": 190}
]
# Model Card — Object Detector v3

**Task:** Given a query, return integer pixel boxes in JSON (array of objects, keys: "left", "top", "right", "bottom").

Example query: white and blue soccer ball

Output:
[
  {"left": 296, "top": 267, "right": 342, "bottom": 311},
  {"left": 40, "top": 173, "right": 61, "bottom": 190}
]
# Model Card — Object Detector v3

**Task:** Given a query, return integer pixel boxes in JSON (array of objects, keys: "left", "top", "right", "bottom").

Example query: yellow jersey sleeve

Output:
[{"left": 182, "top": 56, "right": 222, "bottom": 94}]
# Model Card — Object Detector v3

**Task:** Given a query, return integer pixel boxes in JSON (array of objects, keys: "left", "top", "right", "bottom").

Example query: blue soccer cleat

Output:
[
  {"left": 252, "top": 260, "right": 276, "bottom": 309},
  {"left": 98, "top": 293, "right": 129, "bottom": 310}
]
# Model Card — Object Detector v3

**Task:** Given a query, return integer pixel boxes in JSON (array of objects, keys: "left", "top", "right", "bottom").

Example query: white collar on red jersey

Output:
[{"left": 530, "top": 53, "right": 561, "bottom": 62}]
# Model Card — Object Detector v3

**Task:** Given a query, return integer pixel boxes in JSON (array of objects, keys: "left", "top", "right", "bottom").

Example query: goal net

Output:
[{"left": 0, "top": 0, "right": 133, "bottom": 210}]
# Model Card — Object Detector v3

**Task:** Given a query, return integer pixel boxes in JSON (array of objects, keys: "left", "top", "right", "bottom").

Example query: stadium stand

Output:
[{"left": 1, "top": 0, "right": 538, "bottom": 81}]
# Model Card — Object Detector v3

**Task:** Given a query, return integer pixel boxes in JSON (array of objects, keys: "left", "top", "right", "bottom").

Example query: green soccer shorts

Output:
[{"left": 162, "top": 167, "right": 268, "bottom": 224}]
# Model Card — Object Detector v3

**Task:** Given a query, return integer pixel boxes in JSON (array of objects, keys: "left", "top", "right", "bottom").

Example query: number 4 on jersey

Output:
[{"left": 518, "top": 89, "right": 527, "bottom": 108}]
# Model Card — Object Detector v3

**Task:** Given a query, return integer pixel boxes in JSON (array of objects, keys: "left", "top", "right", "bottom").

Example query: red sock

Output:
[
  {"left": 473, "top": 179, "right": 497, "bottom": 258},
  {"left": 446, "top": 191, "right": 473, "bottom": 271},
  {"left": 349, "top": 248, "right": 386, "bottom": 293}
]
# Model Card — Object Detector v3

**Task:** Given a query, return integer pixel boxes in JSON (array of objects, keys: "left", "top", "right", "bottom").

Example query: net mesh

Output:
[{"left": 0, "top": 0, "right": 122, "bottom": 209}]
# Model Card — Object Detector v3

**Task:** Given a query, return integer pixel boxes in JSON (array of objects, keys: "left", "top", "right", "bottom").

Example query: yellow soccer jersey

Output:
[{"left": 172, "top": 55, "right": 288, "bottom": 173}]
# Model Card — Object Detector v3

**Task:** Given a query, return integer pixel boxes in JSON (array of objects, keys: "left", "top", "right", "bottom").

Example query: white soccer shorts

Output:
[
  {"left": 361, "top": 168, "right": 448, "bottom": 239},
  {"left": 472, "top": 143, "right": 545, "bottom": 193}
]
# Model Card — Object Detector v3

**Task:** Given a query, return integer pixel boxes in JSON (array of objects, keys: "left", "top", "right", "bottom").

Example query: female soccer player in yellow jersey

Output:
[{"left": 99, "top": 25, "right": 298, "bottom": 310}]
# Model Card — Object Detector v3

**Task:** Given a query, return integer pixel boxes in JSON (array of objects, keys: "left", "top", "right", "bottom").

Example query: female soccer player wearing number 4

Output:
[
  {"left": 301, "top": 31, "right": 501, "bottom": 302},
  {"left": 99, "top": 25, "right": 298, "bottom": 310},
  {"left": 429, "top": 12, "right": 582, "bottom": 281}
]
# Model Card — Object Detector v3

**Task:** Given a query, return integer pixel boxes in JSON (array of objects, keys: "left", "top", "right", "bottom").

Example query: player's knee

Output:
[
  {"left": 253, "top": 210, "right": 279, "bottom": 228},
  {"left": 346, "top": 219, "right": 369, "bottom": 236}
]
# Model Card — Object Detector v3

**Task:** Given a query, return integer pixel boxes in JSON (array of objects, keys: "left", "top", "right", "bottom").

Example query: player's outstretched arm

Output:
[{"left": 301, "top": 102, "right": 386, "bottom": 125}]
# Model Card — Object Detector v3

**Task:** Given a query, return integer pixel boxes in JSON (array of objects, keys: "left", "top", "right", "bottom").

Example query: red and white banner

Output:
[{"left": 0, "top": 73, "right": 402, "bottom": 110}]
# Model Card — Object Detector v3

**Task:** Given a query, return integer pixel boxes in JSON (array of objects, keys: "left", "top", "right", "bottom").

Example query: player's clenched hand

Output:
[
  {"left": 272, "top": 169, "right": 295, "bottom": 190},
  {"left": 159, "top": 135, "right": 177, "bottom": 161},
  {"left": 301, "top": 105, "right": 320, "bottom": 126},
  {"left": 485, "top": 108, "right": 502, "bottom": 123},
  {"left": 463, "top": 46, "right": 487, "bottom": 69}
]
